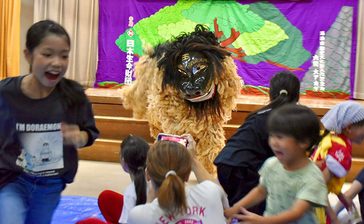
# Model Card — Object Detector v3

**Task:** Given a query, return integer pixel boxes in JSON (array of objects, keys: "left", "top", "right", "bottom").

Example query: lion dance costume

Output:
[{"left": 120, "top": 25, "right": 242, "bottom": 173}]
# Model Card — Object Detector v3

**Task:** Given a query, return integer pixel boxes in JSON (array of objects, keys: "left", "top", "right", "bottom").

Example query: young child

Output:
[
  {"left": 118, "top": 135, "right": 149, "bottom": 223},
  {"left": 225, "top": 104, "right": 328, "bottom": 223},
  {"left": 128, "top": 134, "right": 229, "bottom": 224},
  {"left": 311, "top": 101, "right": 364, "bottom": 224},
  {"left": 78, "top": 135, "right": 149, "bottom": 224},
  {"left": 0, "top": 20, "right": 99, "bottom": 224}
]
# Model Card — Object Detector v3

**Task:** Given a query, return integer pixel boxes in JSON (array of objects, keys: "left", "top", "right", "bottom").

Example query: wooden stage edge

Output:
[
  {"left": 85, "top": 88, "right": 364, "bottom": 114},
  {"left": 82, "top": 88, "right": 364, "bottom": 182}
]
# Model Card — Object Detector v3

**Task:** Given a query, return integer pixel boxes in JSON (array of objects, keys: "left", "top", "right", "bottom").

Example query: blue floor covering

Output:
[{"left": 51, "top": 196, "right": 105, "bottom": 224}]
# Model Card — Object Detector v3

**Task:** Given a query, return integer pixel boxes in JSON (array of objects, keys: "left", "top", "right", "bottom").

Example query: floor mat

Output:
[{"left": 52, "top": 195, "right": 105, "bottom": 224}]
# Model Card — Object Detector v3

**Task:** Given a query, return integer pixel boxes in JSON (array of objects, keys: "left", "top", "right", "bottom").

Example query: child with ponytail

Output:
[
  {"left": 78, "top": 135, "right": 149, "bottom": 224},
  {"left": 128, "top": 134, "right": 229, "bottom": 224},
  {"left": 117, "top": 135, "right": 149, "bottom": 223}
]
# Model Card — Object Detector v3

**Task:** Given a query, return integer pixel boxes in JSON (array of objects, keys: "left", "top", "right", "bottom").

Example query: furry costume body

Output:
[{"left": 121, "top": 26, "right": 242, "bottom": 173}]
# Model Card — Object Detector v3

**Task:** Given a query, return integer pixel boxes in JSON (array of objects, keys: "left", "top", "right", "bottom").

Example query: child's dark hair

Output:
[
  {"left": 120, "top": 135, "right": 149, "bottom": 205},
  {"left": 26, "top": 20, "right": 84, "bottom": 108},
  {"left": 26, "top": 20, "right": 71, "bottom": 53},
  {"left": 268, "top": 104, "right": 320, "bottom": 153},
  {"left": 351, "top": 119, "right": 364, "bottom": 128},
  {"left": 246, "top": 70, "right": 300, "bottom": 120}
]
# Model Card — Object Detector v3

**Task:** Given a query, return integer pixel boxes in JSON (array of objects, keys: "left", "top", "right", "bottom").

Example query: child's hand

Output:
[
  {"left": 338, "top": 193, "right": 353, "bottom": 211},
  {"left": 234, "top": 207, "right": 264, "bottom": 224},
  {"left": 181, "top": 134, "right": 196, "bottom": 154},
  {"left": 61, "top": 123, "right": 87, "bottom": 148},
  {"left": 224, "top": 206, "right": 238, "bottom": 218}
]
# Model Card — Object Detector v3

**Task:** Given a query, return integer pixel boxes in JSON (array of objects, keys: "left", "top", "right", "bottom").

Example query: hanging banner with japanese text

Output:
[{"left": 96, "top": 0, "right": 358, "bottom": 98}]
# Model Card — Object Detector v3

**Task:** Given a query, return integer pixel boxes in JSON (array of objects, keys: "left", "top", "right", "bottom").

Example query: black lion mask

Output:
[{"left": 154, "top": 25, "right": 231, "bottom": 119}]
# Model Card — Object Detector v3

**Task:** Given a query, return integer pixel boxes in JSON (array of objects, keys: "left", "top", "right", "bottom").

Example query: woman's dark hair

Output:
[
  {"left": 26, "top": 20, "right": 84, "bottom": 108},
  {"left": 246, "top": 70, "right": 300, "bottom": 120},
  {"left": 120, "top": 135, "right": 149, "bottom": 205},
  {"left": 268, "top": 104, "right": 321, "bottom": 153}
]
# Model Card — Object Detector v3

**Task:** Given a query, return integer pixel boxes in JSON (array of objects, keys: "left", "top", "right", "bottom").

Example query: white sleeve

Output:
[
  {"left": 119, "top": 194, "right": 136, "bottom": 223},
  {"left": 202, "top": 180, "right": 230, "bottom": 209},
  {"left": 119, "top": 184, "right": 137, "bottom": 223},
  {"left": 127, "top": 206, "right": 146, "bottom": 224},
  {"left": 218, "top": 184, "right": 230, "bottom": 209}
]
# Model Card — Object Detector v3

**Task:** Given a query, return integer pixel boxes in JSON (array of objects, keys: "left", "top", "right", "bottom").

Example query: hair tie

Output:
[
  {"left": 165, "top": 170, "right": 177, "bottom": 178},
  {"left": 279, "top": 89, "right": 288, "bottom": 95},
  {"left": 137, "top": 166, "right": 144, "bottom": 171}
]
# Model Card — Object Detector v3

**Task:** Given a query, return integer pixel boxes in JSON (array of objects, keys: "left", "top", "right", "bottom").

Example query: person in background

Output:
[
  {"left": 214, "top": 70, "right": 300, "bottom": 214},
  {"left": 311, "top": 101, "right": 364, "bottom": 224},
  {"left": 225, "top": 104, "right": 327, "bottom": 223},
  {"left": 128, "top": 134, "right": 229, "bottom": 224},
  {"left": 77, "top": 135, "right": 150, "bottom": 224},
  {"left": 116, "top": 135, "right": 149, "bottom": 224},
  {"left": 334, "top": 168, "right": 364, "bottom": 223},
  {"left": 0, "top": 20, "right": 99, "bottom": 224}
]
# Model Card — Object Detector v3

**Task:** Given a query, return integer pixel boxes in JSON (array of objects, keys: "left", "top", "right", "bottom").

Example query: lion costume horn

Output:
[{"left": 121, "top": 24, "right": 242, "bottom": 173}]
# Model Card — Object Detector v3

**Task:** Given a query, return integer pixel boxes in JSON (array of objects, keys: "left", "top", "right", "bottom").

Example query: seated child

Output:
[
  {"left": 128, "top": 134, "right": 229, "bottom": 224},
  {"left": 78, "top": 135, "right": 149, "bottom": 224},
  {"left": 311, "top": 101, "right": 364, "bottom": 224},
  {"left": 225, "top": 104, "right": 328, "bottom": 223}
]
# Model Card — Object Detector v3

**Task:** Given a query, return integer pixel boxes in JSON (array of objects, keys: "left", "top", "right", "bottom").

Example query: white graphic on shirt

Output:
[
  {"left": 16, "top": 131, "right": 63, "bottom": 175},
  {"left": 175, "top": 219, "right": 203, "bottom": 224},
  {"left": 335, "top": 149, "right": 345, "bottom": 162},
  {"left": 158, "top": 206, "right": 205, "bottom": 224}
]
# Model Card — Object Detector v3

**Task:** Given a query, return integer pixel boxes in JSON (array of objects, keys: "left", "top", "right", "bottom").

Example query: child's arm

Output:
[
  {"left": 334, "top": 180, "right": 363, "bottom": 213},
  {"left": 224, "top": 184, "right": 267, "bottom": 218},
  {"left": 191, "top": 157, "right": 217, "bottom": 183},
  {"left": 322, "top": 168, "right": 333, "bottom": 183},
  {"left": 182, "top": 134, "right": 217, "bottom": 183},
  {"left": 233, "top": 199, "right": 311, "bottom": 224}
]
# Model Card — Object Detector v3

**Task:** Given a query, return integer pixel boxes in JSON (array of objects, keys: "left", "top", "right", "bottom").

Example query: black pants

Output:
[{"left": 216, "top": 164, "right": 265, "bottom": 215}]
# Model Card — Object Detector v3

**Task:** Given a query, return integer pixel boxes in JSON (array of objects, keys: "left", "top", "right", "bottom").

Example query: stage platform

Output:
[{"left": 81, "top": 88, "right": 364, "bottom": 182}]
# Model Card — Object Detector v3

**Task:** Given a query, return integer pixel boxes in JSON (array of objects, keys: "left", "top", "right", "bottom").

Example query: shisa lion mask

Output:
[
  {"left": 158, "top": 25, "right": 234, "bottom": 119},
  {"left": 121, "top": 25, "right": 242, "bottom": 173},
  {"left": 177, "top": 52, "right": 214, "bottom": 102}
]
